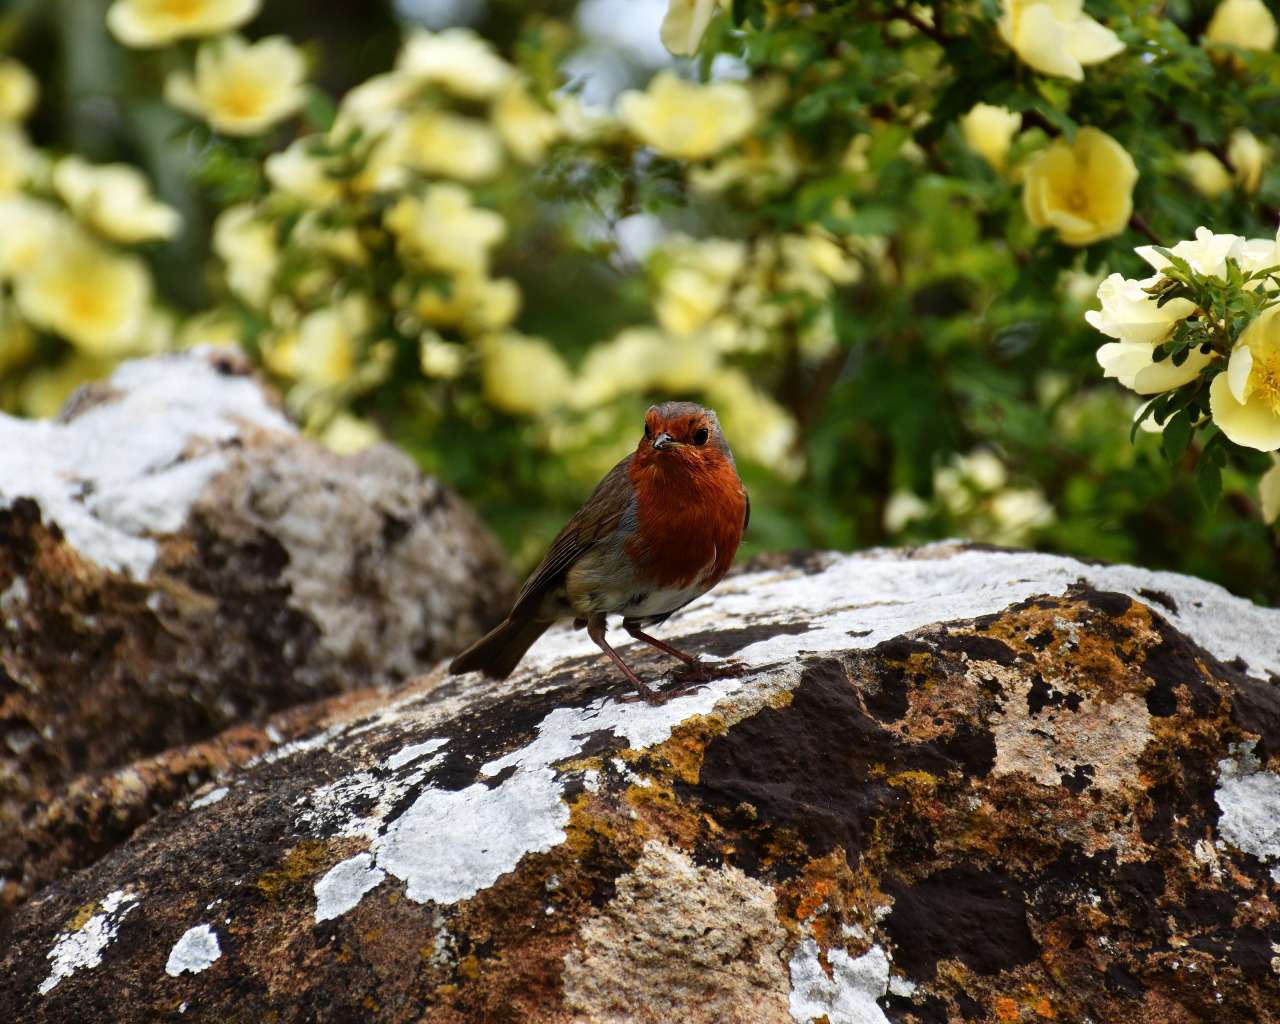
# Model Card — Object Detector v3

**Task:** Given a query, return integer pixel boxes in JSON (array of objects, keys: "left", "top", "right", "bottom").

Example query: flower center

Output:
[
  {"left": 68, "top": 286, "right": 106, "bottom": 325},
  {"left": 1064, "top": 188, "right": 1090, "bottom": 214},
  {"left": 160, "top": 0, "right": 205, "bottom": 20},
  {"left": 1251, "top": 351, "right": 1280, "bottom": 415},
  {"left": 217, "top": 82, "right": 266, "bottom": 119}
]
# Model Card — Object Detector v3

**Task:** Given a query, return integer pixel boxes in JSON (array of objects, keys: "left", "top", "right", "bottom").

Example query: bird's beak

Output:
[{"left": 652, "top": 431, "right": 680, "bottom": 450}]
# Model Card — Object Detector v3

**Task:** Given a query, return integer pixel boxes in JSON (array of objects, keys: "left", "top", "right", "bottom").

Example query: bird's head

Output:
[{"left": 633, "top": 401, "right": 736, "bottom": 471}]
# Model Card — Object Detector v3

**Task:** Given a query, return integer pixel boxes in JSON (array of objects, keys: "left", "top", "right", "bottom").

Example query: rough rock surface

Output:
[
  {"left": 2, "top": 544, "right": 1278, "bottom": 1023},
  {"left": 0, "top": 349, "right": 516, "bottom": 920}
]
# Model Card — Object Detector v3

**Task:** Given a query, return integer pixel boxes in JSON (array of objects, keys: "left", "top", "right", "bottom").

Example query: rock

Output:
[
  {"left": 2, "top": 544, "right": 1278, "bottom": 1022},
  {"left": 0, "top": 349, "right": 516, "bottom": 920}
]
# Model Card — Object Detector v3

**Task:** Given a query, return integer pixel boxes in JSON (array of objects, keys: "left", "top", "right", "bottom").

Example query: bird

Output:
[{"left": 449, "top": 401, "right": 750, "bottom": 705}]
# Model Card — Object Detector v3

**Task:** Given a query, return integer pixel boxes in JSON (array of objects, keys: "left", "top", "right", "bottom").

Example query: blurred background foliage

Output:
[{"left": 1, "top": 0, "right": 1279, "bottom": 603}]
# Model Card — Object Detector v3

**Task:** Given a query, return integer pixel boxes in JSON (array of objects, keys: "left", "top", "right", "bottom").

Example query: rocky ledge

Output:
[
  {"left": 0, "top": 348, "right": 515, "bottom": 920},
  {"left": 2, "top": 543, "right": 1278, "bottom": 1023}
]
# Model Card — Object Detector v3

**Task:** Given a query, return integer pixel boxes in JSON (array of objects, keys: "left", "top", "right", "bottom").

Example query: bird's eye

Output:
[
  {"left": 693, "top": 427, "right": 709, "bottom": 446},
  {"left": 644, "top": 423, "right": 652, "bottom": 440}
]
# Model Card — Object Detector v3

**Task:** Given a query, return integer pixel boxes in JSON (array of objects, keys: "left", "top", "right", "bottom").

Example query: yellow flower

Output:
[
  {"left": 106, "top": 0, "right": 261, "bottom": 48},
  {"left": 573, "top": 326, "right": 718, "bottom": 408},
  {"left": 618, "top": 71, "right": 756, "bottom": 161},
  {"left": 264, "top": 294, "right": 371, "bottom": 389},
  {"left": 332, "top": 72, "right": 417, "bottom": 137},
  {"left": 1210, "top": 304, "right": 1280, "bottom": 450},
  {"left": 176, "top": 310, "right": 242, "bottom": 349},
  {"left": 1088, "top": 273, "right": 1205, "bottom": 394},
  {"left": 660, "top": 0, "right": 721, "bottom": 56},
  {"left": 396, "top": 27, "right": 516, "bottom": 101},
  {"left": 1259, "top": 453, "right": 1280, "bottom": 523},
  {"left": 14, "top": 227, "right": 153, "bottom": 357},
  {"left": 689, "top": 134, "right": 800, "bottom": 199},
  {"left": 1204, "top": 0, "right": 1278, "bottom": 51},
  {"left": 265, "top": 136, "right": 343, "bottom": 206},
  {"left": 1178, "top": 149, "right": 1232, "bottom": 198},
  {"left": 1022, "top": 127, "right": 1136, "bottom": 246},
  {"left": 997, "top": 0, "right": 1124, "bottom": 81},
  {"left": 493, "top": 80, "right": 564, "bottom": 165},
  {"left": 959, "top": 103, "right": 1022, "bottom": 173},
  {"left": 482, "top": 331, "right": 572, "bottom": 416},
  {"left": 165, "top": 35, "right": 306, "bottom": 137},
  {"left": 292, "top": 212, "right": 367, "bottom": 266},
  {"left": 213, "top": 203, "right": 278, "bottom": 309},
  {"left": 402, "top": 110, "right": 503, "bottom": 182},
  {"left": 653, "top": 236, "right": 745, "bottom": 336},
  {"left": 412, "top": 274, "right": 521, "bottom": 335},
  {"left": 777, "top": 230, "right": 861, "bottom": 299},
  {"left": 384, "top": 184, "right": 505, "bottom": 275},
  {"left": 0, "top": 196, "right": 67, "bottom": 278},
  {"left": 1229, "top": 128, "right": 1264, "bottom": 193},
  {"left": 0, "top": 124, "right": 35, "bottom": 194},
  {"left": 52, "top": 156, "right": 181, "bottom": 243},
  {"left": 420, "top": 330, "right": 467, "bottom": 379},
  {"left": 0, "top": 58, "right": 38, "bottom": 123},
  {"left": 319, "top": 411, "right": 382, "bottom": 455}
]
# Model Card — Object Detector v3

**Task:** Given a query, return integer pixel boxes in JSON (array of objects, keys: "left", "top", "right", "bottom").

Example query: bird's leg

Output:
[
  {"left": 624, "top": 626, "right": 744, "bottom": 683},
  {"left": 586, "top": 614, "right": 665, "bottom": 706}
]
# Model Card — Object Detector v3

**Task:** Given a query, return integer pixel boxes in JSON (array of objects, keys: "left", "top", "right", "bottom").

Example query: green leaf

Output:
[
  {"left": 1162, "top": 408, "right": 1192, "bottom": 462},
  {"left": 1194, "top": 437, "right": 1226, "bottom": 508}
]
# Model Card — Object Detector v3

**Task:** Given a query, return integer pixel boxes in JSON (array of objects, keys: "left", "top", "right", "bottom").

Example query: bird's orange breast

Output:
[{"left": 623, "top": 455, "right": 746, "bottom": 591}]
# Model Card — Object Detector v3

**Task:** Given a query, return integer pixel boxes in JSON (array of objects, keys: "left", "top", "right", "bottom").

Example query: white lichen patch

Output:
[
  {"left": 987, "top": 668, "right": 1153, "bottom": 793},
  {"left": 38, "top": 889, "right": 140, "bottom": 996},
  {"left": 314, "top": 852, "right": 387, "bottom": 923},
  {"left": 0, "top": 349, "right": 292, "bottom": 580},
  {"left": 562, "top": 840, "right": 790, "bottom": 1023},
  {"left": 165, "top": 923, "right": 222, "bottom": 977},
  {"left": 1215, "top": 743, "right": 1280, "bottom": 863},
  {"left": 788, "top": 936, "right": 891, "bottom": 1024},
  {"left": 191, "top": 786, "right": 229, "bottom": 809}
]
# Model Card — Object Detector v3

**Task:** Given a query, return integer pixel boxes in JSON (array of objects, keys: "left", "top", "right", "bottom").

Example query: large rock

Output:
[
  {"left": 2, "top": 545, "right": 1278, "bottom": 1023},
  {"left": 0, "top": 349, "right": 516, "bottom": 919}
]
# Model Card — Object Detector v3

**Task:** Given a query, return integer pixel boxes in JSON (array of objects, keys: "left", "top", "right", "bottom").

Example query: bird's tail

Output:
[{"left": 449, "top": 617, "right": 552, "bottom": 680}]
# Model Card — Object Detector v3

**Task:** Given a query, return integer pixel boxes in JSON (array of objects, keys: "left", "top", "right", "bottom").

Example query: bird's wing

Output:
[{"left": 510, "top": 454, "right": 636, "bottom": 620}]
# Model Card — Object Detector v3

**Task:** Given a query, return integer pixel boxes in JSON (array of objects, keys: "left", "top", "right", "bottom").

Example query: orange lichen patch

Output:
[
  {"left": 995, "top": 997, "right": 1020, "bottom": 1020},
  {"left": 256, "top": 839, "right": 329, "bottom": 900},
  {"left": 774, "top": 849, "right": 885, "bottom": 949},
  {"left": 644, "top": 713, "right": 729, "bottom": 785}
]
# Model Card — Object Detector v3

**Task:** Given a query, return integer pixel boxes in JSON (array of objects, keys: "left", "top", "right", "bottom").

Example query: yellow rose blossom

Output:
[
  {"left": 384, "top": 183, "right": 505, "bottom": 275},
  {"left": 705, "top": 366, "right": 802, "bottom": 479},
  {"left": 0, "top": 58, "right": 38, "bottom": 123},
  {"left": 1022, "top": 127, "right": 1137, "bottom": 246},
  {"left": 553, "top": 94, "right": 621, "bottom": 144},
  {"left": 493, "top": 80, "right": 564, "bottom": 165},
  {"left": 396, "top": 27, "right": 516, "bottom": 101},
  {"left": 265, "top": 136, "right": 343, "bottom": 206},
  {"left": 1258, "top": 453, "right": 1280, "bottom": 523},
  {"left": 653, "top": 236, "right": 745, "bottom": 336},
  {"left": 412, "top": 274, "right": 521, "bottom": 335},
  {"left": 213, "top": 203, "right": 278, "bottom": 309},
  {"left": 997, "top": 0, "right": 1124, "bottom": 81},
  {"left": 52, "top": 156, "right": 182, "bottom": 244},
  {"left": 1204, "top": 0, "right": 1278, "bottom": 52},
  {"left": 419, "top": 331, "right": 467, "bottom": 379},
  {"left": 291, "top": 212, "right": 367, "bottom": 266},
  {"left": 958, "top": 103, "right": 1022, "bottom": 173},
  {"left": 264, "top": 294, "right": 371, "bottom": 389},
  {"left": 319, "top": 412, "right": 382, "bottom": 455},
  {"left": 777, "top": 230, "right": 862, "bottom": 300},
  {"left": 1228, "top": 128, "right": 1264, "bottom": 193},
  {"left": 332, "top": 72, "right": 417, "bottom": 138},
  {"left": 106, "top": 0, "right": 261, "bottom": 48},
  {"left": 482, "top": 331, "right": 572, "bottom": 416},
  {"left": 1087, "top": 273, "right": 1205, "bottom": 394},
  {"left": 0, "top": 196, "right": 67, "bottom": 278},
  {"left": 1210, "top": 304, "right": 1280, "bottom": 451},
  {"left": 402, "top": 110, "right": 503, "bottom": 182},
  {"left": 1179, "top": 149, "right": 1232, "bottom": 198},
  {"left": 176, "top": 310, "right": 242, "bottom": 349},
  {"left": 660, "top": 0, "right": 721, "bottom": 56},
  {"left": 14, "top": 227, "right": 153, "bottom": 357},
  {"left": 0, "top": 124, "right": 35, "bottom": 194},
  {"left": 573, "top": 326, "right": 719, "bottom": 409},
  {"left": 165, "top": 35, "right": 306, "bottom": 137},
  {"left": 689, "top": 134, "right": 800, "bottom": 199},
  {"left": 617, "top": 71, "right": 756, "bottom": 161}
]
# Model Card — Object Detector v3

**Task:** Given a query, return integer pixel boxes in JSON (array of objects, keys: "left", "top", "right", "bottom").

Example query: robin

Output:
[{"left": 449, "top": 401, "right": 749, "bottom": 704}]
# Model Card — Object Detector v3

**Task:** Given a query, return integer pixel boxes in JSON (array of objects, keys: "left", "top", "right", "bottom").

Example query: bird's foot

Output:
[{"left": 672, "top": 658, "right": 744, "bottom": 684}]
